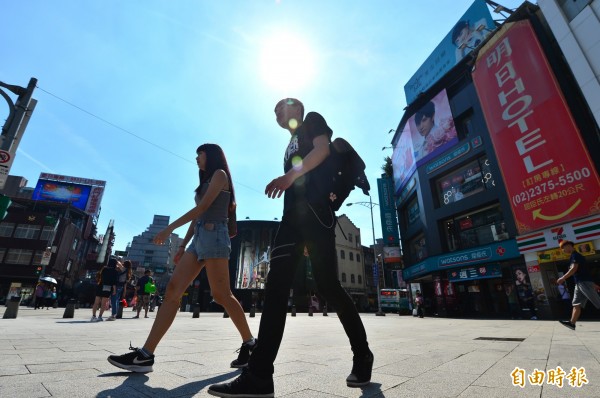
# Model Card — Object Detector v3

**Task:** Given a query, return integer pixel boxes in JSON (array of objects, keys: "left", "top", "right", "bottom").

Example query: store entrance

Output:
[{"left": 455, "top": 278, "right": 507, "bottom": 318}]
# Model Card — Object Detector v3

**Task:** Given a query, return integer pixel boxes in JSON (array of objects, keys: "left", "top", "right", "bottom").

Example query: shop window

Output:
[
  {"left": 435, "top": 156, "right": 495, "bottom": 207},
  {"left": 442, "top": 204, "right": 505, "bottom": 251},
  {"left": 349, "top": 252, "right": 354, "bottom": 261},
  {"left": 5, "top": 249, "right": 33, "bottom": 265},
  {"left": 39, "top": 226, "right": 54, "bottom": 241},
  {"left": 0, "top": 222, "right": 15, "bottom": 237},
  {"left": 404, "top": 195, "right": 420, "bottom": 228},
  {"left": 409, "top": 233, "right": 427, "bottom": 263}
]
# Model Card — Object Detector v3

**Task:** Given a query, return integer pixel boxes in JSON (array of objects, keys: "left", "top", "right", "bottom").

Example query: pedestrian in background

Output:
[
  {"left": 557, "top": 240, "right": 600, "bottom": 330},
  {"left": 108, "top": 143, "right": 255, "bottom": 373},
  {"left": 91, "top": 259, "right": 118, "bottom": 322},
  {"left": 34, "top": 282, "right": 45, "bottom": 310},
  {"left": 415, "top": 290, "right": 425, "bottom": 318},
  {"left": 133, "top": 270, "right": 153, "bottom": 319}
]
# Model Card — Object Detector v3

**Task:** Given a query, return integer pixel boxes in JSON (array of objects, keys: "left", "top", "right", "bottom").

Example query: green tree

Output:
[{"left": 381, "top": 156, "right": 393, "bottom": 178}]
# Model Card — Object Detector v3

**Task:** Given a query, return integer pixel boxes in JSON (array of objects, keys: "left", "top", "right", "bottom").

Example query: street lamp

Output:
[{"left": 347, "top": 196, "right": 386, "bottom": 316}]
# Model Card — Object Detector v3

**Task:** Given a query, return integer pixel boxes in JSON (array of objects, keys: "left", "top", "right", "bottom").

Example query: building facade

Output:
[
  {"left": 335, "top": 214, "right": 367, "bottom": 309},
  {"left": 393, "top": 1, "right": 600, "bottom": 320}
]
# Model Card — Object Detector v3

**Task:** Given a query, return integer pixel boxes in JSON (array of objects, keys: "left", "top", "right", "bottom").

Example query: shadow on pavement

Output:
[
  {"left": 360, "top": 382, "right": 384, "bottom": 397},
  {"left": 96, "top": 370, "right": 240, "bottom": 398}
]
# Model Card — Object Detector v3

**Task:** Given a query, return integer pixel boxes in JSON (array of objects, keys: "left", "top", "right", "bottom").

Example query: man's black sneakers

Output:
[
  {"left": 346, "top": 349, "right": 374, "bottom": 387},
  {"left": 107, "top": 344, "right": 154, "bottom": 373},
  {"left": 559, "top": 320, "right": 576, "bottom": 330},
  {"left": 230, "top": 340, "right": 257, "bottom": 368},
  {"left": 208, "top": 368, "right": 274, "bottom": 397}
]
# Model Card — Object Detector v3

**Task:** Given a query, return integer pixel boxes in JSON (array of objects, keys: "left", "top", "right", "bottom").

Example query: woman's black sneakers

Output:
[{"left": 107, "top": 344, "right": 155, "bottom": 373}]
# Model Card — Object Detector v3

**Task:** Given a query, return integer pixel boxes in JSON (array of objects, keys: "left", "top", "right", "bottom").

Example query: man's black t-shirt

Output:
[
  {"left": 137, "top": 275, "right": 153, "bottom": 295},
  {"left": 571, "top": 251, "right": 591, "bottom": 283},
  {"left": 282, "top": 112, "right": 332, "bottom": 213}
]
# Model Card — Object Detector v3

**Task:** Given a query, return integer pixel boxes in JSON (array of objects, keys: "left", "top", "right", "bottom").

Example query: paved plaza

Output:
[{"left": 1, "top": 306, "right": 600, "bottom": 397}]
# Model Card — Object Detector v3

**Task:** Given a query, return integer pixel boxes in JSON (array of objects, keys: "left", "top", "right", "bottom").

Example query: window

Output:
[
  {"left": 348, "top": 233, "right": 353, "bottom": 243},
  {"left": 351, "top": 274, "right": 355, "bottom": 283},
  {"left": 14, "top": 224, "right": 41, "bottom": 239},
  {"left": 405, "top": 195, "right": 420, "bottom": 227},
  {"left": 358, "top": 275, "right": 362, "bottom": 284},
  {"left": 357, "top": 254, "right": 361, "bottom": 262},
  {"left": 0, "top": 247, "right": 6, "bottom": 263},
  {"left": 32, "top": 250, "right": 43, "bottom": 265},
  {"left": 356, "top": 235, "right": 360, "bottom": 246},
  {"left": 443, "top": 204, "right": 505, "bottom": 251},
  {"left": 341, "top": 273, "right": 347, "bottom": 282},
  {"left": 349, "top": 252, "right": 354, "bottom": 261},
  {"left": 40, "top": 226, "right": 54, "bottom": 241},
  {"left": 0, "top": 222, "right": 15, "bottom": 237},
  {"left": 410, "top": 233, "right": 427, "bottom": 263},
  {"left": 340, "top": 250, "right": 345, "bottom": 260},
  {"left": 435, "top": 156, "right": 495, "bottom": 207},
  {"left": 5, "top": 249, "right": 33, "bottom": 265},
  {"left": 145, "top": 250, "right": 154, "bottom": 254}
]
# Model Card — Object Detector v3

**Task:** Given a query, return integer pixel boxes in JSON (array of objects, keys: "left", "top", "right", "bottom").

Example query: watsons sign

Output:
[{"left": 438, "top": 248, "right": 492, "bottom": 267}]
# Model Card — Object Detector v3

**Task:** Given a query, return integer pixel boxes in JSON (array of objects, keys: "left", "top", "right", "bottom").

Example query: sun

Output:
[{"left": 259, "top": 31, "right": 316, "bottom": 92}]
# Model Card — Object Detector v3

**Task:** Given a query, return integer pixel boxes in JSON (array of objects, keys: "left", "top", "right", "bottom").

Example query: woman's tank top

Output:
[{"left": 195, "top": 182, "right": 230, "bottom": 223}]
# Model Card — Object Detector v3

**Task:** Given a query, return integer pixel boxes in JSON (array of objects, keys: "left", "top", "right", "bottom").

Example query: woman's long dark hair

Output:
[{"left": 195, "top": 143, "right": 236, "bottom": 216}]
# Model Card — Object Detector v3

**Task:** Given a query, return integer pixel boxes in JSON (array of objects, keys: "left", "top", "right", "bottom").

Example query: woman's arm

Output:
[{"left": 153, "top": 170, "right": 229, "bottom": 245}]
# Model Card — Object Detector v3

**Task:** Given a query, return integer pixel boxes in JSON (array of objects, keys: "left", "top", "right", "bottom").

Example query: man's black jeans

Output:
[{"left": 249, "top": 202, "right": 369, "bottom": 378}]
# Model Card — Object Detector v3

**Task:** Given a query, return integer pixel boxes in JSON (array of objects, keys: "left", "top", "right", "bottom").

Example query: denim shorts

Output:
[{"left": 186, "top": 220, "right": 231, "bottom": 261}]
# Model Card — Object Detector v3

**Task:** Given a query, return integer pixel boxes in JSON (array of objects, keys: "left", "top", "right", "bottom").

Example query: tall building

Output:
[
  {"left": 391, "top": 1, "right": 600, "bottom": 319},
  {"left": 126, "top": 215, "right": 173, "bottom": 290}
]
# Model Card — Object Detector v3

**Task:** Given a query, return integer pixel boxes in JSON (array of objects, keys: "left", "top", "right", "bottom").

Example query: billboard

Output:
[
  {"left": 35, "top": 173, "right": 106, "bottom": 217},
  {"left": 404, "top": 0, "right": 495, "bottom": 104},
  {"left": 392, "top": 89, "right": 459, "bottom": 194},
  {"left": 32, "top": 179, "right": 92, "bottom": 211},
  {"left": 472, "top": 20, "right": 600, "bottom": 234}
]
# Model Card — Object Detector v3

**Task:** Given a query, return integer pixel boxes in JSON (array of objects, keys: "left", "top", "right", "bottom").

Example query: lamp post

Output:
[{"left": 347, "top": 196, "right": 386, "bottom": 316}]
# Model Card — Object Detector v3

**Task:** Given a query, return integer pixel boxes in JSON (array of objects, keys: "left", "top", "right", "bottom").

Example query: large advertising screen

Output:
[
  {"left": 472, "top": 20, "right": 600, "bottom": 234},
  {"left": 404, "top": 0, "right": 495, "bottom": 104},
  {"left": 392, "top": 89, "right": 459, "bottom": 194},
  {"left": 32, "top": 179, "right": 92, "bottom": 211}
]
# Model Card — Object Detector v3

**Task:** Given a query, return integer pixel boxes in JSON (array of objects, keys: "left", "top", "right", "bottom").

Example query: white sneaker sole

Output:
[{"left": 107, "top": 357, "right": 153, "bottom": 373}]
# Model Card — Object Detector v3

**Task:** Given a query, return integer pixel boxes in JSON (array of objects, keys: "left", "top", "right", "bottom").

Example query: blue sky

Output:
[{"left": 1, "top": 0, "right": 525, "bottom": 251}]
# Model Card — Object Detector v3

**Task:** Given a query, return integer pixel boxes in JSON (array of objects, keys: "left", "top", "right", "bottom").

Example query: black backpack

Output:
[{"left": 310, "top": 137, "right": 370, "bottom": 211}]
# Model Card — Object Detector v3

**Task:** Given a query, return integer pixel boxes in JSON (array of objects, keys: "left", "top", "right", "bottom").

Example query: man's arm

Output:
[
  {"left": 265, "top": 135, "right": 330, "bottom": 198},
  {"left": 557, "top": 262, "right": 579, "bottom": 284}
]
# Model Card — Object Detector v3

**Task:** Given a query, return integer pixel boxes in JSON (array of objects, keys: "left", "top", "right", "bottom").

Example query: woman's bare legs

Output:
[
  {"left": 98, "top": 297, "right": 109, "bottom": 318},
  {"left": 92, "top": 296, "right": 101, "bottom": 317},
  {"left": 143, "top": 252, "right": 203, "bottom": 353},
  {"left": 206, "top": 258, "right": 252, "bottom": 341}
]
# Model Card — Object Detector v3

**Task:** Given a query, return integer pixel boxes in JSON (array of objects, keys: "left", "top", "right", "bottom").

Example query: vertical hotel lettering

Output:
[
  {"left": 473, "top": 21, "right": 600, "bottom": 234},
  {"left": 489, "top": 38, "right": 552, "bottom": 174}
]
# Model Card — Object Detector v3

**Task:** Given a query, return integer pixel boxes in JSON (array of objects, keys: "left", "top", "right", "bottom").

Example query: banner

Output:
[
  {"left": 377, "top": 177, "right": 400, "bottom": 245},
  {"left": 472, "top": 20, "right": 600, "bottom": 234}
]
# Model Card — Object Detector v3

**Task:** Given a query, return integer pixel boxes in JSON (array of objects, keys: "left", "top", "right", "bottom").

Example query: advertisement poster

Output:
[
  {"left": 392, "top": 124, "right": 416, "bottom": 192},
  {"left": 404, "top": 0, "right": 495, "bottom": 103},
  {"left": 473, "top": 20, "right": 600, "bottom": 234}
]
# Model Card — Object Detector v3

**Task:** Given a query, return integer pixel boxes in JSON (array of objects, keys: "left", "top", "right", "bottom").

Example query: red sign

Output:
[{"left": 473, "top": 20, "right": 600, "bottom": 234}]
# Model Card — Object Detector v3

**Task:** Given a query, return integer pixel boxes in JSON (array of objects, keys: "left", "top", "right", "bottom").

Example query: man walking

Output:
[
  {"left": 134, "top": 270, "right": 154, "bottom": 319},
  {"left": 208, "top": 98, "right": 373, "bottom": 397},
  {"left": 557, "top": 240, "right": 600, "bottom": 330}
]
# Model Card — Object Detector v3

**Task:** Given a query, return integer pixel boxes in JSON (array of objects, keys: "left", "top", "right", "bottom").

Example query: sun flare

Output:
[{"left": 259, "top": 31, "right": 316, "bottom": 92}]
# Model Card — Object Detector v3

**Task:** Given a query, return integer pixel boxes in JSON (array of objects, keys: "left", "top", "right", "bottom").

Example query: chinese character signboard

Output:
[
  {"left": 448, "top": 264, "right": 502, "bottom": 282},
  {"left": 377, "top": 177, "right": 400, "bottom": 246},
  {"left": 473, "top": 21, "right": 600, "bottom": 234}
]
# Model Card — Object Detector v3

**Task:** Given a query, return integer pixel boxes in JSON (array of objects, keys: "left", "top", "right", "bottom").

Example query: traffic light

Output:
[
  {"left": 0, "top": 195, "right": 11, "bottom": 220},
  {"left": 35, "top": 266, "right": 43, "bottom": 276}
]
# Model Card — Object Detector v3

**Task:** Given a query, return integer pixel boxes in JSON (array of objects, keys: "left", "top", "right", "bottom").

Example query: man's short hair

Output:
[
  {"left": 560, "top": 240, "right": 574, "bottom": 249},
  {"left": 276, "top": 98, "right": 304, "bottom": 118},
  {"left": 144, "top": 269, "right": 152, "bottom": 275}
]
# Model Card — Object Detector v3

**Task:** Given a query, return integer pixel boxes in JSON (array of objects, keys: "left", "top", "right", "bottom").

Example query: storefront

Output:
[
  {"left": 403, "top": 239, "right": 527, "bottom": 318},
  {"left": 516, "top": 216, "right": 600, "bottom": 320}
]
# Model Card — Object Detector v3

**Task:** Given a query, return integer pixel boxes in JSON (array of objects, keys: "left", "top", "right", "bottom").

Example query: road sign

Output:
[{"left": 0, "top": 150, "right": 11, "bottom": 163}]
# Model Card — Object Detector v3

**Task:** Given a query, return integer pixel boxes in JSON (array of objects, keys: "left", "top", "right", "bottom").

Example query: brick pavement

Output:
[{"left": 1, "top": 306, "right": 599, "bottom": 397}]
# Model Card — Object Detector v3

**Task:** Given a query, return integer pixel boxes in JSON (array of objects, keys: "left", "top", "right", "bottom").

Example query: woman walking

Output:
[{"left": 108, "top": 143, "right": 255, "bottom": 372}]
